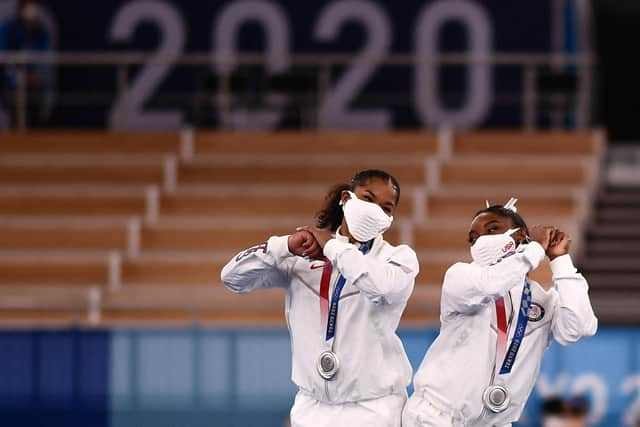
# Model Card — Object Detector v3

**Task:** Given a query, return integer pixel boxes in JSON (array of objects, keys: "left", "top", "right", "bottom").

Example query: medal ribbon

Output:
[
  {"left": 319, "top": 240, "right": 373, "bottom": 344},
  {"left": 494, "top": 279, "right": 532, "bottom": 375},
  {"left": 495, "top": 297, "right": 508, "bottom": 366}
]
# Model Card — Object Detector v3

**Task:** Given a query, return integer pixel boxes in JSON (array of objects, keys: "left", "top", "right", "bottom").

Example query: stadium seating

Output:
[
  {"left": 580, "top": 186, "right": 640, "bottom": 323},
  {"left": 0, "top": 130, "right": 603, "bottom": 326}
]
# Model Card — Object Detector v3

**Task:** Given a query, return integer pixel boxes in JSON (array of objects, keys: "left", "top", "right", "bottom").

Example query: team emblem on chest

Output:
[{"left": 527, "top": 302, "right": 545, "bottom": 322}]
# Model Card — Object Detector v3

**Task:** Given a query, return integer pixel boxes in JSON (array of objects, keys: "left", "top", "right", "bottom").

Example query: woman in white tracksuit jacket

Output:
[
  {"left": 403, "top": 200, "right": 597, "bottom": 427},
  {"left": 221, "top": 169, "right": 419, "bottom": 427}
]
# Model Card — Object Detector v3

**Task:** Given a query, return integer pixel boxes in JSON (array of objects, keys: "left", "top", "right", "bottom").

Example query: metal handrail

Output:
[
  {"left": 0, "top": 50, "right": 595, "bottom": 66},
  {"left": 0, "top": 50, "right": 596, "bottom": 131}
]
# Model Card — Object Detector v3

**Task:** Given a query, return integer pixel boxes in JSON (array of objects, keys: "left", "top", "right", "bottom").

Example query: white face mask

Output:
[
  {"left": 341, "top": 191, "right": 393, "bottom": 242},
  {"left": 470, "top": 228, "right": 520, "bottom": 266}
]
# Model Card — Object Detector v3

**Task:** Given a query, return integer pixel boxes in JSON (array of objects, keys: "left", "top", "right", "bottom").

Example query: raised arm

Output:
[
  {"left": 547, "top": 232, "right": 598, "bottom": 345},
  {"left": 221, "top": 229, "right": 323, "bottom": 293},
  {"left": 323, "top": 239, "right": 419, "bottom": 305},
  {"left": 442, "top": 242, "right": 546, "bottom": 314},
  {"left": 221, "top": 236, "right": 293, "bottom": 293}
]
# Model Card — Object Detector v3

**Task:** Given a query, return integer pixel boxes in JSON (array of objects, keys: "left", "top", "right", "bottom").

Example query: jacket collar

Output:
[{"left": 335, "top": 227, "right": 383, "bottom": 253}]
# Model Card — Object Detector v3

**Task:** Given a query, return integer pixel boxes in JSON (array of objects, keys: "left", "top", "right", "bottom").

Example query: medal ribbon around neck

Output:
[
  {"left": 494, "top": 279, "right": 532, "bottom": 375},
  {"left": 319, "top": 239, "right": 373, "bottom": 346}
]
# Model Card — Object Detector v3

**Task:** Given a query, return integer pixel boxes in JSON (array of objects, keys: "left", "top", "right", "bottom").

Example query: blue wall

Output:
[
  {"left": 0, "top": 327, "right": 638, "bottom": 426},
  {"left": 0, "top": 331, "right": 110, "bottom": 427}
]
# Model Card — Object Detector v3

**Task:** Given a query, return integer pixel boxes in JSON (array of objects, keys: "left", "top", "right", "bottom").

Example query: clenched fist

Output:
[
  {"left": 528, "top": 225, "right": 556, "bottom": 251},
  {"left": 288, "top": 229, "right": 324, "bottom": 260},
  {"left": 547, "top": 229, "right": 571, "bottom": 260}
]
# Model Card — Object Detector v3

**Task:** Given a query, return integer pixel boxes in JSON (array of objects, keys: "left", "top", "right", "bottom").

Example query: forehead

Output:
[
  {"left": 355, "top": 178, "right": 397, "bottom": 198},
  {"left": 470, "top": 211, "right": 512, "bottom": 230}
]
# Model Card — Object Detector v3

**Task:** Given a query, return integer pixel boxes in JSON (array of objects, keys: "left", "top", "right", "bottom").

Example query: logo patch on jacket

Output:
[
  {"left": 502, "top": 241, "right": 515, "bottom": 254},
  {"left": 236, "top": 242, "right": 268, "bottom": 261},
  {"left": 527, "top": 302, "right": 545, "bottom": 322}
]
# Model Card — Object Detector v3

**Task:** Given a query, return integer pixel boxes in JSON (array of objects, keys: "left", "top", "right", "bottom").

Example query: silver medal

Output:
[
  {"left": 317, "top": 351, "right": 339, "bottom": 380},
  {"left": 482, "top": 385, "right": 511, "bottom": 413}
]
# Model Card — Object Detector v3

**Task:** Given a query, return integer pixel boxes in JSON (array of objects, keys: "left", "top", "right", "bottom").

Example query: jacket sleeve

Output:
[
  {"left": 322, "top": 239, "right": 419, "bottom": 305},
  {"left": 220, "top": 235, "right": 294, "bottom": 293},
  {"left": 549, "top": 255, "right": 598, "bottom": 345},
  {"left": 442, "top": 242, "right": 546, "bottom": 315}
]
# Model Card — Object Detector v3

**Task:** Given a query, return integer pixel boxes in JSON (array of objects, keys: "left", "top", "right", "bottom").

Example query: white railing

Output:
[{"left": 0, "top": 51, "right": 595, "bottom": 131}]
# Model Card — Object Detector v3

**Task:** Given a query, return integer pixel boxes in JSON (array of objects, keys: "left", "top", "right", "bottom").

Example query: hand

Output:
[
  {"left": 547, "top": 229, "right": 571, "bottom": 260},
  {"left": 528, "top": 225, "right": 555, "bottom": 251},
  {"left": 287, "top": 229, "right": 323, "bottom": 260},
  {"left": 297, "top": 226, "right": 333, "bottom": 249}
]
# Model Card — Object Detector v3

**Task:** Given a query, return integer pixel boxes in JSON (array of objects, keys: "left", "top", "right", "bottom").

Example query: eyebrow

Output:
[
  {"left": 364, "top": 189, "right": 377, "bottom": 199},
  {"left": 365, "top": 189, "right": 395, "bottom": 208},
  {"left": 484, "top": 220, "right": 501, "bottom": 228}
]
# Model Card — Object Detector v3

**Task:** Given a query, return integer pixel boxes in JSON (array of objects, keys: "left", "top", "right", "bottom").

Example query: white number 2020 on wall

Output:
[{"left": 108, "top": 0, "right": 494, "bottom": 130}]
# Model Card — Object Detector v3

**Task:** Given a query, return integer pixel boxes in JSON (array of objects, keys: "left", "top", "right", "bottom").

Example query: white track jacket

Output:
[
  {"left": 221, "top": 230, "right": 419, "bottom": 404},
  {"left": 409, "top": 242, "right": 598, "bottom": 426}
]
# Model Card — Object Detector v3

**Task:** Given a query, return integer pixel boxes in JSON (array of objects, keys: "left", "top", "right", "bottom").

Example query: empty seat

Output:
[
  {"left": 160, "top": 192, "right": 413, "bottom": 219},
  {"left": 0, "top": 131, "right": 180, "bottom": 155},
  {"left": 0, "top": 286, "right": 94, "bottom": 327},
  {"left": 413, "top": 225, "right": 469, "bottom": 251},
  {"left": 453, "top": 131, "right": 597, "bottom": 156},
  {"left": 0, "top": 193, "right": 146, "bottom": 217},
  {"left": 440, "top": 161, "right": 586, "bottom": 188},
  {"left": 417, "top": 256, "right": 458, "bottom": 284},
  {"left": 0, "top": 130, "right": 599, "bottom": 326},
  {"left": 0, "top": 309, "right": 80, "bottom": 326},
  {"left": 161, "top": 193, "right": 323, "bottom": 217},
  {"left": 0, "top": 257, "right": 108, "bottom": 285},
  {"left": 103, "top": 286, "right": 284, "bottom": 310},
  {"left": 141, "top": 225, "right": 294, "bottom": 252},
  {"left": 425, "top": 192, "right": 578, "bottom": 220},
  {"left": 178, "top": 162, "right": 426, "bottom": 187},
  {"left": 0, "top": 224, "right": 127, "bottom": 250},
  {"left": 0, "top": 164, "right": 164, "bottom": 186},
  {"left": 122, "top": 258, "right": 220, "bottom": 286},
  {"left": 195, "top": 132, "right": 438, "bottom": 156},
  {"left": 101, "top": 286, "right": 287, "bottom": 326}
]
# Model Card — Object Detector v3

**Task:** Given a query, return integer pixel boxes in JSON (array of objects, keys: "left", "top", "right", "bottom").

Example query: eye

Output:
[
  {"left": 364, "top": 195, "right": 374, "bottom": 202},
  {"left": 382, "top": 207, "right": 391, "bottom": 214}
]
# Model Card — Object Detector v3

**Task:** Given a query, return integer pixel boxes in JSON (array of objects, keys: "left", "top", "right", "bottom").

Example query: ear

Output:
[
  {"left": 339, "top": 190, "right": 352, "bottom": 206},
  {"left": 513, "top": 228, "right": 528, "bottom": 245}
]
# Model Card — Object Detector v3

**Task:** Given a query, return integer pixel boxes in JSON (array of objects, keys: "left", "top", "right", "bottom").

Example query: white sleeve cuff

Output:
[
  {"left": 268, "top": 235, "right": 294, "bottom": 263},
  {"left": 323, "top": 238, "right": 353, "bottom": 262},
  {"left": 523, "top": 241, "right": 546, "bottom": 269},
  {"left": 550, "top": 254, "right": 578, "bottom": 277}
]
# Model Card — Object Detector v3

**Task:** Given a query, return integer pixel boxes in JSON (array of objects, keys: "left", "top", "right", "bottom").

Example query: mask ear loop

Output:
[
  {"left": 338, "top": 191, "right": 355, "bottom": 207},
  {"left": 506, "top": 227, "right": 520, "bottom": 236},
  {"left": 509, "top": 228, "right": 531, "bottom": 246}
]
